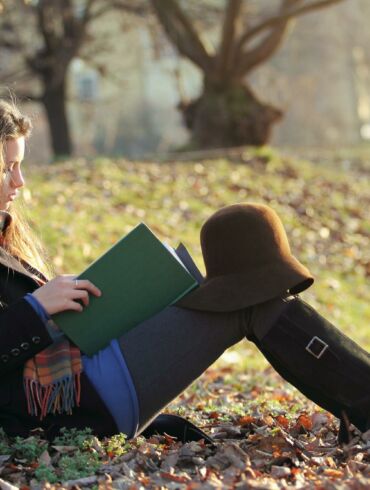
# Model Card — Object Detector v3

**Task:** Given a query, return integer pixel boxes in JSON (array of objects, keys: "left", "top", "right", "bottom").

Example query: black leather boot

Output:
[{"left": 246, "top": 297, "right": 370, "bottom": 443}]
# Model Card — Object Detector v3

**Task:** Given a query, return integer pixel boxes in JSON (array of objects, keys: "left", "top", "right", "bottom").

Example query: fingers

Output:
[
  {"left": 32, "top": 275, "right": 103, "bottom": 316},
  {"left": 70, "top": 278, "right": 101, "bottom": 312},
  {"left": 74, "top": 278, "right": 102, "bottom": 297},
  {"left": 73, "top": 289, "right": 90, "bottom": 307},
  {"left": 48, "top": 276, "right": 101, "bottom": 313},
  {"left": 67, "top": 300, "right": 84, "bottom": 313}
]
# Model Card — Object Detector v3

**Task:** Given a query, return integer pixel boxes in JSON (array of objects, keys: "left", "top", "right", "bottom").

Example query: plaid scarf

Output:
[
  {"left": 0, "top": 211, "right": 82, "bottom": 419},
  {"left": 23, "top": 337, "right": 82, "bottom": 419}
]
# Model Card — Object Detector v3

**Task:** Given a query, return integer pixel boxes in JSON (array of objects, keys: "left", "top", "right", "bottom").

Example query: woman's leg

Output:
[
  {"left": 117, "top": 243, "right": 370, "bottom": 441},
  {"left": 120, "top": 295, "right": 370, "bottom": 442},
  {"left": 244, "top": 296, "right": 370, "bottom": 441},
  {"left": 119, "top": 306, "right": 243, "bottom": 434},
  {"left": 118, "top": 300, "right": 288, "bottom": 435}
]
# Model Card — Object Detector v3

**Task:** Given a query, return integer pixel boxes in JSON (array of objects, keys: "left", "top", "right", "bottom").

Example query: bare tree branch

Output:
[
  {"left": 82, "top": 0, "right": 102, "bottom": 24},
  {"left": 36, "top": 1, "right": 59, "bottom": 55},
  {"left": 151, "top": 0, "right": 214, "bottom": 71},
  {"left": 110, "top": 0, "right": 149, "bottom": 15},
  {"left": 86, "top": 2, "right": 117, "bottom": 21},
  {"left": 86, "top": 0, "right": 148, "bottom": 22},
  {"left": 232, "top": 0, "right": 296, "bottom": 76},
  {"left": 61, "top": 0, "right": 78, "bottom": 40},
  {"left": 216, "top": 0, "right": 242, "bottom": 80},
  {"left": 0, "top": 2, "right": 30, "bottom": 55},
  {"left": 0, "top": 38, "right": 21, "bottom": 51},
  {"left": 234, "top": 0, "right": 345, "bottom": 76},
  {"left": 236, "top": 0, "right": 345, "bottom": 52},
  {"left": 0, "top": 67, "right": 31, "bottom": 85},
  {"left": 236, "top": 23, "right": 290, "bottom": 76},
  {"left": 5, "top": 92, "right": 41, "bottom": 103}
]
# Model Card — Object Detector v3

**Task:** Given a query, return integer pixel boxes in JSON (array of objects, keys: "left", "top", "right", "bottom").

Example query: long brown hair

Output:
[{"left": 0, "top": 98, "right": 53, "bottom": 279}]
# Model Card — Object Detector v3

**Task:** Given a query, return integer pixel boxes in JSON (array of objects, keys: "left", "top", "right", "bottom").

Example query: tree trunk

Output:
[
  {"left": 179, "top": 80, "right": 283, "bottom": 148},
  {"left": 41, "top": 81, "right": 72, "bottom": 158}
]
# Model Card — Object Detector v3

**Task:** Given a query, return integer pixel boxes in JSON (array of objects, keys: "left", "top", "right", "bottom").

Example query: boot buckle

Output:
[{"left": 306, "top": 336, "right": 328, "bottom": 359}]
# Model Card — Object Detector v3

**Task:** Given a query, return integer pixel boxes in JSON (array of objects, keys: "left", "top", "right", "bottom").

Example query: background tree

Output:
[
  {"left": 0, "top": 0, "right": 147, "bottom": 157},
  {"left": 151, "top": 0, "right": 346, "bottom": 149}
]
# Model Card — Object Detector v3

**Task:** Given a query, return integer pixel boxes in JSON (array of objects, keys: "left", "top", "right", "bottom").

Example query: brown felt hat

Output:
[{"left": 176, "top": 202, "right": 314, "bottom": 312}]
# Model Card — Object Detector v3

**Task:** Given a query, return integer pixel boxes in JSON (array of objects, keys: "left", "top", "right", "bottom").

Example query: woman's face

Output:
[{"left": 0, "top": 137, "right": 25, "bottom": 211}]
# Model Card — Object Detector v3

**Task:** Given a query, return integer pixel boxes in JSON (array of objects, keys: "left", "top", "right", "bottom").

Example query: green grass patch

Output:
[{"left": 20, "top": 147, "right": 369, "bottom": 364}]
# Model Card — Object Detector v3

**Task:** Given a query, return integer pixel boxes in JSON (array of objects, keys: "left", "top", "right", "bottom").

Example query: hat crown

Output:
[
  {"left": 177, "top": 202, "right": 314, "bottom": 312},
  {"left": 200, "top": 203, "right": 291, "bottom": 278}
]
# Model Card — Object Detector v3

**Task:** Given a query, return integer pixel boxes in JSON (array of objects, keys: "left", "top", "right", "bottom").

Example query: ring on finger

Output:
[{"left": 75, "top": 279, "right": 79, "bottom": 288}]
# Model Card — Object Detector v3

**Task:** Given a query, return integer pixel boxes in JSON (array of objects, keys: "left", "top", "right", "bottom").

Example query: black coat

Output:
[{"left": 0, "top": 258, "right": 118, "bottom": 441}]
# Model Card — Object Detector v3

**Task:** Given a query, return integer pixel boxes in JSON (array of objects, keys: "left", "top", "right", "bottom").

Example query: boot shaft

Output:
[{"left": 248, "top": 297, "right": 370, "bottom": 440}]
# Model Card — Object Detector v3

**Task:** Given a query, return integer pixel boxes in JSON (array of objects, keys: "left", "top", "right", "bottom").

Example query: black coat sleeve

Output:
[{"left": 0, "top": 298, "right": 53, "bottom": 377}]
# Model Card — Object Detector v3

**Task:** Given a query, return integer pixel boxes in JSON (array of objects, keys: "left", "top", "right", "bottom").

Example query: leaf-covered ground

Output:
[
  {"left": 1, "top": 368, "right": 370, "bottom": 489},
  {"left": 0, "top": 147, "right": 369, "bottom": 488}
]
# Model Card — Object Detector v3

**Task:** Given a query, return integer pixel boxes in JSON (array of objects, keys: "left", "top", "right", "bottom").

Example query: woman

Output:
[{"left": 0, "top": 99, "right": 369, "bottom": 444}]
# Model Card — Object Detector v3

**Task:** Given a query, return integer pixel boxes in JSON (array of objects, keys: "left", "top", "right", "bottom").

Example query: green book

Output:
[{"left": 52, "top": 223, "right": 198, "bottom": 356}]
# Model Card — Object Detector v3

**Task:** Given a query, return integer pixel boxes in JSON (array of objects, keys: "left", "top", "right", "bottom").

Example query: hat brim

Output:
[{"left": 175, "top": 255, "right": 314, "bottom": 312}]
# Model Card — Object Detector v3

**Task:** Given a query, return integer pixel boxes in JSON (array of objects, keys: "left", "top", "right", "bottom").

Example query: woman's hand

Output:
[{"left": 31, "top": 275, "right": 102, "bottom": 315}]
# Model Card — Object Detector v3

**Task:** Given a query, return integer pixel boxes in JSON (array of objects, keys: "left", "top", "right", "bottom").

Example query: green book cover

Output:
[{"left": 52, "top": 223, "right": 198, "bottom": 356}]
